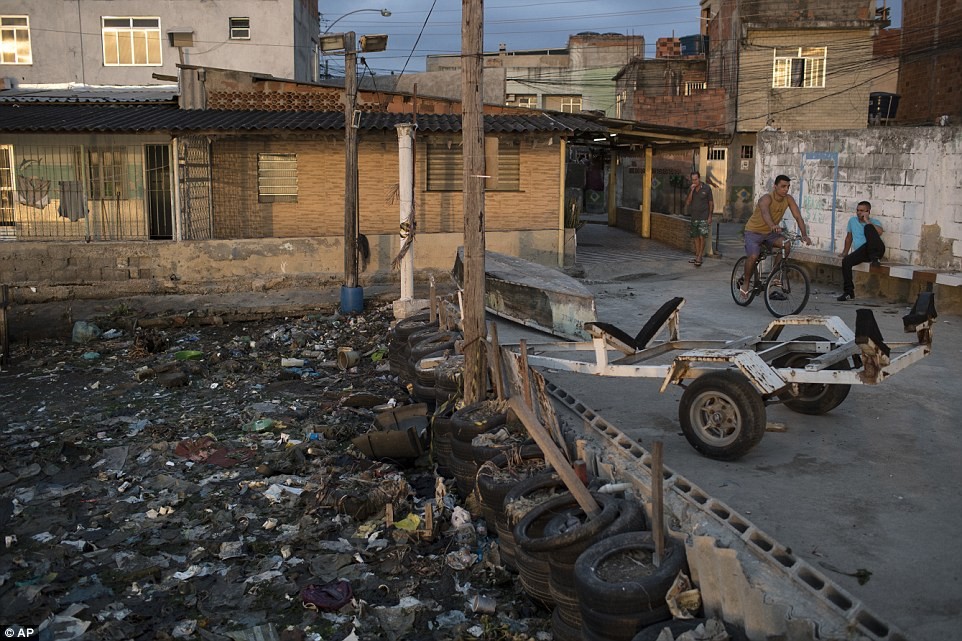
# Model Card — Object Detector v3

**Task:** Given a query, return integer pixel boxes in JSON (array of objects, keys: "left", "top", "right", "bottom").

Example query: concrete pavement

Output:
[{"left": 511, "top": 222, "right": 962, "bottom": 640}]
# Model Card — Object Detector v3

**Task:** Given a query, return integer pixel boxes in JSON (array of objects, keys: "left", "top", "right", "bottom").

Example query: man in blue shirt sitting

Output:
[{"left": 837, "top": 201, "right": 885, "bottom": 301}]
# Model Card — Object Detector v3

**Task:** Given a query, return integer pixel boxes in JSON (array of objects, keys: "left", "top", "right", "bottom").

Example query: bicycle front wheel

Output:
[
  {"left": 764, "top": 264, "right": 810, "bottom": 317},
  {"left": 730, "top": 257, "right": 756, "bottom": 306}
]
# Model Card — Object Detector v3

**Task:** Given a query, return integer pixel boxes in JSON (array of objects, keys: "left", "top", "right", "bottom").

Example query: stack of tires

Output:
[
  {"left": 475, "top": 444, "right": 547, "bottom": 537},
  {"left": 447, "top": 399, "right": 513, "bottom": 497},
  {"left": 388, "top": 312, "right": 436, "bottom": 378},
  {"left": 515, "top": 493, "right": 648, "bottom": 639},
  {"left": 514, "top": 492, "right": 619, "bottom": 613},
  {"left": 498, "top": 473, "right": 567, "bottom": 573},
  {"left": 574, "top": 532, "right": 687, "bottom": 641},
  {"left": 407, "top": 330, "right": 460, "bottom": 406}
]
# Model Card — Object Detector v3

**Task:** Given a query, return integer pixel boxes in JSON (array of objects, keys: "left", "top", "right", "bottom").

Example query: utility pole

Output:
[
  {"left": 461, "top": 0, "right": 485, "bottom": 403},
  {"left": 341, "top": 31, "right": 362, "bottom": 312}
]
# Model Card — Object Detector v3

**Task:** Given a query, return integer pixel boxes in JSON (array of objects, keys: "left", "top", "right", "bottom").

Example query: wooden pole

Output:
[
  {"left": 429, "top": 275, "right": 437, "bottom": 323},
  {"left": 507, "top": 397, "right": 601, "bottom": 518},
  {"left": 461, "top": 0, "right": 486, "bottom": 404},
  {"left": 488, "top": 322, "right": 505, "bottom": 400},
  {"left": 641, "top": 145, "right": 652, "bottom": 238},
  {"left": 519, "top": 338, "right": 532, "bottom": 408},
  {"left": 651, "top": 440, "right": 665, "bottom": 566},
  {"left": 344, "top": 31, "right": 359, "bottom": 289}
]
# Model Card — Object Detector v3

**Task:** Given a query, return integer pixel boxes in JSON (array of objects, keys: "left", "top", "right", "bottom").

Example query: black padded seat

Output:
[{"left": 584, "top": 297, "right": 685, "bottom": 351}]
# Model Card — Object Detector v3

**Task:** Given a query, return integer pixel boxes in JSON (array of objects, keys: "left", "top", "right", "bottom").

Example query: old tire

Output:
[
  {"left": 574, "top": 531, "right": 686, "bottom": 614},
  {"left": 773, "top": 335, "right": 852, "bottom": 415},
  {"left": 679, "top": 370, "right": 766, "bottom": 460}
]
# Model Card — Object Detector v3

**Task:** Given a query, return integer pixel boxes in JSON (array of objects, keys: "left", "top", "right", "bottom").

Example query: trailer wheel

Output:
[
  {"left": 679, "top": 370, "right": 766, "bottom": 460},
  {"left": 773, "top": 335, "right": 852, "bottom": 415}
]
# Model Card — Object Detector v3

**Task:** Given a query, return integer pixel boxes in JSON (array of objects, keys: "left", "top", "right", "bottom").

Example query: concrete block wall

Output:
[
  {"left": 756, "top": 127, "right": 962, "bottom": 269},
  {"left": 0, "top": 230, "right": 563, "bottom": 303}
]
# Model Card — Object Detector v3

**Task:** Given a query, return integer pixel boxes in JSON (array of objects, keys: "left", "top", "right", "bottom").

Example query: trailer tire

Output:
[
  {"left": 773, "top": 335, "right": 852, "bottom": 415},
  {"left": 679, "top": 370, "right": 766, "bottom": 460}
]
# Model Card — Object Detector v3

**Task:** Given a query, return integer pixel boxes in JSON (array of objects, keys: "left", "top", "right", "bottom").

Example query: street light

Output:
[
  {"left": 322, "top": 8, "right": 391, "bottom": 34},
  {"left": 320, "top": 28, "right": 389, "bottom": 313}
]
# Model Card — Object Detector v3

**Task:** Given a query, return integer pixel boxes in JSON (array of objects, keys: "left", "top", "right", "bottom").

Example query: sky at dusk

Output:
[{"left": 319, "top": 1, "right": 902, "bottom": 79}]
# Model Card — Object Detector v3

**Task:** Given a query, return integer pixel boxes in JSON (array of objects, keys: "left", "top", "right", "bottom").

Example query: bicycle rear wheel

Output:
[
  {"left": 730, "top": 257, "right": 757, "bottom": 306},
  {"left": 764, "top": 264, "right": 809, "bottom": 317}
]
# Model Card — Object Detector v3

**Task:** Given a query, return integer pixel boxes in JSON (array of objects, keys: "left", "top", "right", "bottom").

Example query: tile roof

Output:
[{"left": 0, "top": 104, "right": 608, "bottom": 135}]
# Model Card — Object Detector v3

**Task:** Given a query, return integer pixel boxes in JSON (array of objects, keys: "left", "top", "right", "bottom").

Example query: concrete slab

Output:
[{"left": 498, "top": 223, "right": 961, "bottom": 640}]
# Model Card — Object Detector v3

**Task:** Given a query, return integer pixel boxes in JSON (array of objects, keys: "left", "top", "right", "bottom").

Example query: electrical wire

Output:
[{"left": 396, "top": 0, "right": 439, "bottom": 82}]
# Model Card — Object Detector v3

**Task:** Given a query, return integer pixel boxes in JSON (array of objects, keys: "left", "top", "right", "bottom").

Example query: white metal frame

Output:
[{"left": 510, "top": 312, "right": 932, "bottom": 399}]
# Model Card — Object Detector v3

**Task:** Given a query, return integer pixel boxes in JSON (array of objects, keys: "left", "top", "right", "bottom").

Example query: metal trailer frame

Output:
[{"left": 508, "top": 297, "right": 935, "bottom": 459}]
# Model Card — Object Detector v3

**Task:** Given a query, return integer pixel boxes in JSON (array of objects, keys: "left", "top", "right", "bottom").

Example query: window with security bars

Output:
[
  {"left": 740, "top": 145, "right": 754, "bottom": 159},
  {"left": 685, "top": 81, "right": 707, "bottom": 96},
  {"left": 257, "top": 153, "right": 297, "bottom": 202},
  {"left": 0, "top": 145, "right": 14, "bottom": 231},
  {"left": 772, "top": 47, "right": 826, "bottom": 88},
  {"left": 1, "top": 16, "right": 31, "bottom": 64},
  {"left": 708, "top": 148, "right": 726, "bottom": 161},
  {"left": 84, "top": 148, "right": 127, "bottom": 200},
  {"left": 230, "top": 17, "right": 250, "bottom": 40},
  {"left": 427, "top": 138, "right": 520, "bottom": 192},
  {"left": 102, "top": 17, "right": 162, "bottom": 66}
]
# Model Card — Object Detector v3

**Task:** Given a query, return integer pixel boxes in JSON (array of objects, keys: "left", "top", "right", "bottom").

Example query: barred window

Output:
[
  {"left": 773, "top": 46, "right": 826, "bottom": 88},
  {"left": 740, "top": 145, "right": 754, "bottom": 159},
  {"left": 708, "top": 147, "right": 726, "bottom": 161},
  {"left": 102, "top": 17, "right": 162, "bottom": 66},
  {"left": 257, "top": 153, "right": 297, "bottom": 202},
  {"left": 427, "top": 138, "right": 520, "bottom": 192}
]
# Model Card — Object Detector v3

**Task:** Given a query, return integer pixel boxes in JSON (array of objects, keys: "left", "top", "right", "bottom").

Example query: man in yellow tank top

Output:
[{"left": 738, "top": 175, "right": 811, "bottom": 300}]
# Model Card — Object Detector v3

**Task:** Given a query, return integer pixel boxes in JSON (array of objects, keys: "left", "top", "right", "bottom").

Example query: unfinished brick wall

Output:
[
  {"left": 633, "top": 88, "right": 729, "bottom": 132},
  {"left": 897, "top": 0, "right": 962, "bottom": 124}
]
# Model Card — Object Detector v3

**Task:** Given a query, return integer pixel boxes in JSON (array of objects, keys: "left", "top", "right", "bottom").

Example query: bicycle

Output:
[{"left": 730, "top": 230, "right": 810, "bottom": 317}]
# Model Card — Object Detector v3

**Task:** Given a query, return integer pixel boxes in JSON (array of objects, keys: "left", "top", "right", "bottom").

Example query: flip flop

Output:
[
  {"left": 688, "top": 258, "right": 698, "bottom": 263},
  {"left": 694, "top": 260, "right": 703, "bottom": 267},
  {"left": 739, "top": 286, "right": 751, "bottom": 300}
]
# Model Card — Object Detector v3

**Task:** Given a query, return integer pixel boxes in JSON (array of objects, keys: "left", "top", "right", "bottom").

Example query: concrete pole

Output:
[
  {"left": 642, "top": 146, "right": 653, "bottom": 238},
  {"left": 396, "top": 123, "right": 416, "bottom": 302}
]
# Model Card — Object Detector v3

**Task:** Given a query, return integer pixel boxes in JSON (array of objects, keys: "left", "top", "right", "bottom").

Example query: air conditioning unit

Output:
[{"left": 167, "top": 28, "right": 194, "bottom": 47}]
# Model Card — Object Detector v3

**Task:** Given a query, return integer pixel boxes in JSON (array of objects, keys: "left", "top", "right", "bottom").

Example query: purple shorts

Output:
[{"left": 744, "top": 230, "right": 781, "bottom": 257}]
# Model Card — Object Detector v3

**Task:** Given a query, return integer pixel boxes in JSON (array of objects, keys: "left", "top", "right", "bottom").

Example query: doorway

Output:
[{"left": 145, "top": 144, "right": 172, "bottom": 239}]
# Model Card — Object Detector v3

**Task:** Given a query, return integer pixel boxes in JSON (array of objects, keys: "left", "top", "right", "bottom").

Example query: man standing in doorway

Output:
[
  {"left": 738, "top": 174, "right": 811, "bottom": 300},
  {"left": 837, "top": 201, "right": 885, "bottom": 301},
  {"left": 685, "top": 171, "right": 713, "bottom": 267}
]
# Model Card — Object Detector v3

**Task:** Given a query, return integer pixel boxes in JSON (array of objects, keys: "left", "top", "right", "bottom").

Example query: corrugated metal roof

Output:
[
  {"left": 0, "top": 85, "right": 178, "bottom": 104},
  {"left": 0, "top": 104, "right": 608, "bottom": 135}
]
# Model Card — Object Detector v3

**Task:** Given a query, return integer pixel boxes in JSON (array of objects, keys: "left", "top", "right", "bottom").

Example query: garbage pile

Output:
[{"left": 0, "top": 306, "right": 553, "bottom": 641}]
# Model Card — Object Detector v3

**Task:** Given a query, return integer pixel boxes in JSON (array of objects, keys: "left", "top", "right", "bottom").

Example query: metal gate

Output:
[{"left": 177, "top": 136, "right": 213, "bottom": 240}]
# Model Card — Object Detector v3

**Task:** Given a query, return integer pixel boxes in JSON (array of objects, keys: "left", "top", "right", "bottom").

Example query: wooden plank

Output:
[
  {"left": 652, "top": 441, "right": 665, "bottom": 566},
  {"left": 488, "top": 321, "right": 506, "bottom": 400},
  {"left": 507, "top": 396, "right": 601, "bottom": 518},
  {"left": 519, "top": 338, "right": 533, "bottom": 408}
]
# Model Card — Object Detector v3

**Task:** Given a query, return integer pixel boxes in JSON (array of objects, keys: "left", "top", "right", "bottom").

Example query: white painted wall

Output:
[
  {"left": 755, "top": 127, "right": 962, "bottom": 269},
  {"left": 0, "top": 0, "right": 317, "bottom": 85}
]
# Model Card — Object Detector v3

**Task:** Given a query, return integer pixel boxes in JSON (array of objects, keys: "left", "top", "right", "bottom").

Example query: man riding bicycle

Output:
[{"left": 739, "top": 175, "right": 811, "bottom": 300}]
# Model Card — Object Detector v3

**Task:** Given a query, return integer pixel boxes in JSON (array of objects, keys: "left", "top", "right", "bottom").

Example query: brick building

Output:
[{"left": 896, "top": 0, "right": 962, "bottom": 125}]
